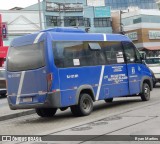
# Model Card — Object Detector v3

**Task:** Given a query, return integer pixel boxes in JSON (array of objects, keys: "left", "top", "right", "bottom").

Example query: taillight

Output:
[{"left": 47, "top": 73, "right": 53, "bottom": 91}]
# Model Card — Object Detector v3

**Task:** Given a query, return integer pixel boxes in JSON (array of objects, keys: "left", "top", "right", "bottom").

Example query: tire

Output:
[
  {"left": 35, "top": 108, "right": 57, "bottom": 117},
  {"left": 1, "top": 94, "right": 6, "bottom": 98},
  {"left": 153, "top": 82, "right": 156, "bottom": 88},
  {"left": 104, "top": 98, "right": 113, "bottom": 103},
  {"left": 141, "top": 83, "right": 150, "bottom": 101},
  {"left": 70, "top": 93, "right": 93, "bottom": 117}
]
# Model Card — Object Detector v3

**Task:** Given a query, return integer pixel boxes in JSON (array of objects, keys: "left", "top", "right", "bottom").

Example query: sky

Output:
[{"left": 0, "top": 0, "right": 41, "bottom": 10}]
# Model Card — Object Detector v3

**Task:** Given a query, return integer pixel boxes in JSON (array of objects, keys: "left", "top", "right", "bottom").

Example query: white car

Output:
[
  {"left": 0, "top": 68, "right": 6, "bottom": 97},
  {"left": 145, "top": 57, "right": 160, "bottom": 86}
]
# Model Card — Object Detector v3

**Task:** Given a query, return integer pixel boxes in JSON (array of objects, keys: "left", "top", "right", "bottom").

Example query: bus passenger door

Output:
[
  {"left": 102, "top": 41, "right": 129, "bottom": 99},
  {"left": 122, "top": 42, "right": 142, "bottom": 95}
]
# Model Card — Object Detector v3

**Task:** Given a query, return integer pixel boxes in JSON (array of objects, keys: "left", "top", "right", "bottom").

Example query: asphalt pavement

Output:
[{"left": 0, "top": 85, "right": 160, "bottom": 144}]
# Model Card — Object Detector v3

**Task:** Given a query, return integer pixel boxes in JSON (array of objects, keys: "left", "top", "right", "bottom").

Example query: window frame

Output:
[
  {"left": 94, "top": 17, "right": 111, "bottom": 27},
  {"left": 122, "top": 41, "right": 142, "bottom": 64},
  {"left": 46, "top": 15, "right": 61, "bottom": 27},
  {"left": 7, "top": 41, "right": 46, "bottom": 72},
  {"left": 52, "top": 41, "right": 126, "bottom": 68}
]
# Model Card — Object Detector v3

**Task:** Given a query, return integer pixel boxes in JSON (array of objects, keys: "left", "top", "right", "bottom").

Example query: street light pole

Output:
[
  {"left": 38, "top": 0, "right": 43, "bottom": 30},
  {"left": 120, "top": 10, "right": 125, "bottom": 35}
]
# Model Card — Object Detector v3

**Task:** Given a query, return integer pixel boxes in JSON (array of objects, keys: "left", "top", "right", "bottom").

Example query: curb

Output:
[{"left": 0, "top": 110, "right": 35, "bottom": 121}]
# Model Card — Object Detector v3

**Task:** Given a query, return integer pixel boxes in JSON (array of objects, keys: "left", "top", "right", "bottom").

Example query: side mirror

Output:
[
  {"left": 140, "top": 53, "right": 146, "bottom": 60},
  {"left": 142, "top": 60, "right": 146, "bottom": 65}
]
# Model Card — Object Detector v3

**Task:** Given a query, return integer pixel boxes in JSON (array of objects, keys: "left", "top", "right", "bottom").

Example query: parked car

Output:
[
  {"left": 0, "top": 68, "right": 6, "bottom": 97},
  {"left": 145, "top": 57, "right": 160, "bottom": 87}
]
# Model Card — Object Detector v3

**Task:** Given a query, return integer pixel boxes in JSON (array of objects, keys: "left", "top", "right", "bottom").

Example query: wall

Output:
[
  {"left": 122, "top": 10, "right": 160, "bottom": 50},
  {"left": 0, "top": 10, "right": 44, "bottom": 46}
]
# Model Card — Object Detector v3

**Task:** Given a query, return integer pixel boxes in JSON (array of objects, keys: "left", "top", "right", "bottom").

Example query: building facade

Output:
[
  {"left": 122, "top": 9, "right": 160, "bottom": 56},
  {"left": 105, "top": 0, "right": 158, "bottom": 10},
  {"left": 0, "top": 9, "right": 44, "bottom": 46},
  {"left": 43, "top": 0, "right": 112, "bottom": 33}
]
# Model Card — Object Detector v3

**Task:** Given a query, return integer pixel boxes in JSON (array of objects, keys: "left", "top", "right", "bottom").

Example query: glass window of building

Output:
[
  {"left": 94, "top": 18, "right": 111, "bottom": 27},
  {"left": 105, "top": 0, "right": 158, "bottom": 10},
  {"left": 64, "top": 17, "right": 90, "bottom": 27},
  {"left": 122, "top": 14, "right": 160, "bottom": 26},
  {"left": 84, "top": 18, "right": 91, "bottom": 27},
  {"left": 46, "top": 16, "right": 60, "bottom": 26},
  {"left": 64, "top": 16, "right": 84, "bottom": 27}
]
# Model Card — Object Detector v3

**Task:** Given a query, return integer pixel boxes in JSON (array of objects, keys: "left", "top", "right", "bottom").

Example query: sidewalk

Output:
[{"left": 0, "top": 98, "right": 35, "bottom": 121}]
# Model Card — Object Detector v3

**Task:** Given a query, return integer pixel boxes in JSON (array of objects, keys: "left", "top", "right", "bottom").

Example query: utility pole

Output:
[
  {"left": 38, "top": 0, "right": 43, "bottom": 30},
  {"left": 120, "top": 10, "right": 122, "bottom": 33},
  {"left": 120, "top": 10, "right": 125, "bottom": 35}
]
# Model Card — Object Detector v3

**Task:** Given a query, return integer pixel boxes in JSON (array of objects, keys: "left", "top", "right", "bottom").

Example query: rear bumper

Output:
[{"left": 7, "top": 91, "right": 61, "bottom": 110}]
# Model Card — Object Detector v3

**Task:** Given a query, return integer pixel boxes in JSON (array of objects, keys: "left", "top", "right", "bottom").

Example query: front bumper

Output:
[
  {"left": 7, "top": 91, "right": 61, "bottom": 110},
  {"left": 154, "top": 74, "right": 160, "bottom": 82}
]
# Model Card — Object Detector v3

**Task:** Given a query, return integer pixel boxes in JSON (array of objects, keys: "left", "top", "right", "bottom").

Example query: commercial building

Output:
[
  {"left": 0, "top": 9, "right": 44, "bottom": 46},
  {"left": 105, "top": 0, "right": 158, "bottom": 10},
  {"left": 43, "top": 0, "right": 112, "bottom": 33},
  {"left": 1, "top": 0, "right": 159, "bottom": 49},
  {"left": 122, "top": 9, "right": 160, "bottom": 56}
]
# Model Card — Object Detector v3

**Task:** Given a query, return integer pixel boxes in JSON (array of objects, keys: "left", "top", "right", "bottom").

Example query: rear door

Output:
[{"left": 7, "top": 39, "right": 47, "bottom": 104}]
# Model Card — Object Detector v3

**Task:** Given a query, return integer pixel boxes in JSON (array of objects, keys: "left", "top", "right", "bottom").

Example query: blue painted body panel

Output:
[{"left": 6, "top": 28, "right": 152, "bottom": 109}]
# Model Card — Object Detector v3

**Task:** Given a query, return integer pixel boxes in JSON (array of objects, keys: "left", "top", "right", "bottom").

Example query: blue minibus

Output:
[{"left": 6, "top": 27, "right": 153, "bottom": 117}]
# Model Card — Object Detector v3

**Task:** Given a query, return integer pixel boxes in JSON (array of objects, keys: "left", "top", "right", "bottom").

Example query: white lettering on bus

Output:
[{"left": 67, "top": 74, "right": 79, "bottom": 79}]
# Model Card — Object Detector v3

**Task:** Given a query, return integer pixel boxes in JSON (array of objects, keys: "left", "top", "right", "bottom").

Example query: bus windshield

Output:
[{"left": 7, "top": 41, "right": 45, "bottom": 72}]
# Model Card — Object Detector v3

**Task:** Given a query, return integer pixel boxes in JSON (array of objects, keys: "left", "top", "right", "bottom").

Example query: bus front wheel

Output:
[
  {"left": 35, "top": 108, "right": 57, "bottom": 117},
  {"left": 70, "top": 93, "right": 93, "bottom": 117},
  {"left": 140, "top": 83, "right": 150, "bottom": 101}
]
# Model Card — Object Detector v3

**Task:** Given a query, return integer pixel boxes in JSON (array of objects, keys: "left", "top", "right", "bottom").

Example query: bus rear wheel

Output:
[
  {"left": 70, "top": 93, "right": 93, "bottom": 117},
  {"left": 140, "top": 83, "right": 150, "bottom": 101},
  {"left": 35, "top": 108, "right": 57, "bottom": 117},
  {"left": 104, "top": 98, "right": 113, "bottom": 103}
]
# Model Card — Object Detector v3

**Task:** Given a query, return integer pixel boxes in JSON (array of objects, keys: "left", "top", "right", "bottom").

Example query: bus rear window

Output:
[{"left": 7, "top": 42, "right": 45, "bottom": 72}]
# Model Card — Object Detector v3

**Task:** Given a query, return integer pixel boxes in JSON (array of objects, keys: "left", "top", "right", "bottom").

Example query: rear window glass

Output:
[{"left": 7, "top": 42, "right": 45, "bottom": 72}]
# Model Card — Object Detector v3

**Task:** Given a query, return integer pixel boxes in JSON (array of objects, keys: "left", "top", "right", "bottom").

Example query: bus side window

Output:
[
  {"left": 86, "top": 42, "right": 106, "bottom": 66},
  {"left": 122, "top": 42, "right": 137, "bottom": 63},
  {"left": 102, "top": 41, "right": 124, "bottom": 64}
]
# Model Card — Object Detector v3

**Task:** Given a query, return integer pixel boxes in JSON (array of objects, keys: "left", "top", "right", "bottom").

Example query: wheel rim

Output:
[
  {"left": 82, "top": 98, "right": 91, "bottom": 112},
  {"left": 144, "top": 85, "right": 150, "bottom": 98}
]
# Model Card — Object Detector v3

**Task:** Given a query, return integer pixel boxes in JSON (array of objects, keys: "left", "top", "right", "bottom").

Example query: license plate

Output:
[{"left": 23, "top": 97, "right": 32, "bottom": 103}]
